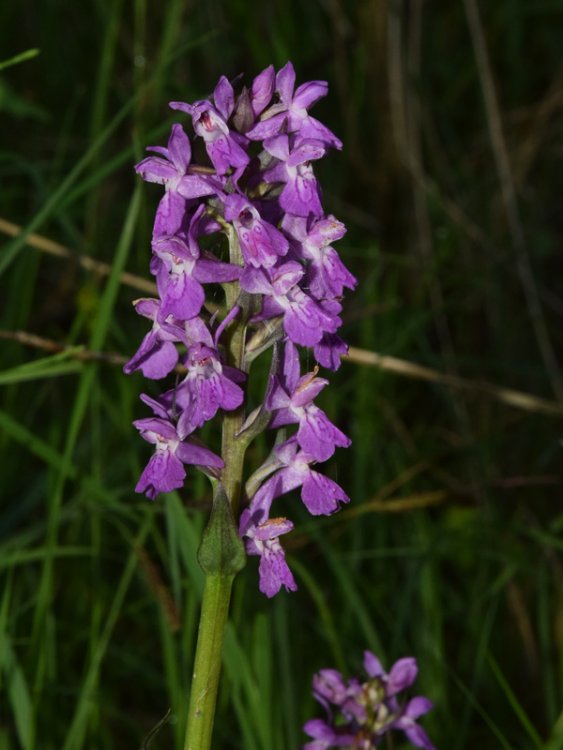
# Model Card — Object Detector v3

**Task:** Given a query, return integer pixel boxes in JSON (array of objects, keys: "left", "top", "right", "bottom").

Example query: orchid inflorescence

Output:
[
  {"left": 303, "top": 651, "right": 435, "bottom": 750},
  {"left": 126, "top": 62, "right": 436, "bottom": 750},
  {"left": 125, "top": 62, "right": 356, "bottom": 597}
]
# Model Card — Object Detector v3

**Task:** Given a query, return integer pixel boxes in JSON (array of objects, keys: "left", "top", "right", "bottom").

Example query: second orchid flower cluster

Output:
[{"left": 124, "top": 62, "right": 356, "bottom": 597}]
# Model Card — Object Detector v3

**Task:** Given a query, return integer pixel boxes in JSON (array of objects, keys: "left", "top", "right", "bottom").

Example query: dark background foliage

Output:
[{"left": 1, "top": 1, "right": 562, "bottom": 748}]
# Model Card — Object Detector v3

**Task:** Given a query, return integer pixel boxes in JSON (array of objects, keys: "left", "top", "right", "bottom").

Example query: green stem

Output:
[
  {"left": 183, "top": 574, "right": 234, "bottom": 750},
  {"left": 183, "top": 227, "right": 248, "bottom": 750}
]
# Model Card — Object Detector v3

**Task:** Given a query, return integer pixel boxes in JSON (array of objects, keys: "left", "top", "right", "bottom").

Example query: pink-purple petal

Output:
[
  {"left": 167, "top": 123, "right": 191, "bottom": 172},
  {"left": 251, "top": 64, "right": 275, "bottom": 115},
  {"left": 388, "top": 657, "right": 418, "bottom": 695},
  {"left": 302, "top": 471, "right": 349, "bottom": 516},
  {"left": 213, "top": 75, "right": 235, "bottom": 120},
  {"left": 275, "top": 61, "right": 296, "bottom": 104},
  {"left": 159, "top": 273, "right": 205, "bottom": 320},
  {"left": 258, "top": 539, "right": 297, "bottom": 597},
  {"left": 136, "top": 451, "right": 186, "bottom": 499},
  {"left": 293, "top": 80, "right": 328, "bottom": 109},
  {"left": 135, "top": 156, "right": 177, "bottom": 184},
  {"left": 176, "top": 440, "right": 224, "bottom": 468},
  {"left": 124, "top": 334, "right": 178, "bottom": 379},
  {"left": 280, "top": 173, "right": 323, "bottom": 217}
]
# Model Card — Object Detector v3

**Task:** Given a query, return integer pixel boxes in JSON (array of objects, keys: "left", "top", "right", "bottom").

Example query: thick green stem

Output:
[
  {"left": 183, "top": 574, "right": 234, "bottom": 750},
  {"left": 183, "top": 227, "right": 248, "bottom": 750}
]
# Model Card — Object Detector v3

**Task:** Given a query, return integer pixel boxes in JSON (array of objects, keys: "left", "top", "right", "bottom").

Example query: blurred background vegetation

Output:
[{"left": 1, "top": 1, "right": 562, "bottom": 748}]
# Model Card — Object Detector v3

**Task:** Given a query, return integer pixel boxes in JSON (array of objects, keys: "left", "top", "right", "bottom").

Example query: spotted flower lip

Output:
[{"left": 283, "top": 214, "right": 356, "bottom": 298}]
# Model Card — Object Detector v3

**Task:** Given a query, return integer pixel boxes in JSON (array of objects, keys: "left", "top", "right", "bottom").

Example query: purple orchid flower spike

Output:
[
  {"left": 170, "top": 95, "right": 250, "bottom": 175},
  {"left": 263, "top": 135, "right": 326, "bottom": 218},
  {"left": 135, "top": 124, "right": 218, "bottom": 236},
  {"left": 223, "top": 193, "right": 289, "bottom": 268},
  {"left": 129, "top": 64, "right": 354, "bottom": 606},
  {"left": 134, "top": 416, "right": 223, "bottom": 500},
  {"left": 247, "top": 61, "right": 342, "bottom": 150},
  {"left": 241, "top": 262, "right": 341, "bottom": 347},
  {"left": 123, "top": 298, "right": 184, "bottom": 379}
]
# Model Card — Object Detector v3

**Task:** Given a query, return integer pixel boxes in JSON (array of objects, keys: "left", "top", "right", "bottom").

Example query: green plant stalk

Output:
[
  {"left": 183, "top": 232, "right": 247, "bottom": 750},
  {"left": 183, "top": 573, "right": 235, "bottom": 750}
]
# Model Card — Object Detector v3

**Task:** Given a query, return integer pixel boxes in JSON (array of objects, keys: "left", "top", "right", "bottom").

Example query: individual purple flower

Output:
[
  {"left": 170, "top": 81, "right": 250, "bottom": 176},
  {"left": 263, "top": 135, "right": 326, "bottom": 218},
  {"left": 173, "top": 342, "right": 245, "bottom": 438},
  {"left": 223, "top": 193, "right": 288, "bottom": 268},
  {"left": 135, "top": 124, "right": 218, "bottom": 236},
  {"left": 123, "top": 298, "right": 184, "bottom": 379},
  {"left": 247, "top": 61, "right": 342, "bottom": 149},
  {"left": 241, "top": 262, "right": 340, "bottom": 347},
  {"left": 393, "top": 697, "right": 436, "bottom": 749},
  {"left": 303, "top": 651, "right": 435, "bottom": 750},
  {"left": 249, "top": 438, "right": 349, "bottom": 516},
  {"left": 282, "top": 213, "right": 356, "bottom": 298},
  {"left": 239, "top": 507, "right": 297, "bottom": 598},
  {"left": 152, "top": 232, "right": 241, "bottom": 320},
  {"left": 267, "top": 344, "right": 350, "bottom": 462},
  {"left": 313, "top": 669, "right": 350, "bottom": 709},
  {"left": 134, "top": 416, "right": 223, "bottom": 500}
]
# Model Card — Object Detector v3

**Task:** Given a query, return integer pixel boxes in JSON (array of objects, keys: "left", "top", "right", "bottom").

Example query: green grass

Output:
[{"left": 1, "top": 1, "right": 563, "bottom": 748}]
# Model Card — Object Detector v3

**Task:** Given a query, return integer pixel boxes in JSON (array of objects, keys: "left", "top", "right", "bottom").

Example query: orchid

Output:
[
  {"left": 120, "top": 58, "right": 440, "bottom": 750},
  {"left": 134, "top": 416, "right": 223, "bottom": 500},
  {"left": 127, "top": 62, "right": 356, "bottom": 601},
  {"left": 134, "top": 123, "right": 218, "bottom": 236},
  {"left": 304, "top": 651, "right": 435, "bottom": 750},
  {"left": 126, "top": 61, "right": 358, "bottom": 750}
]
